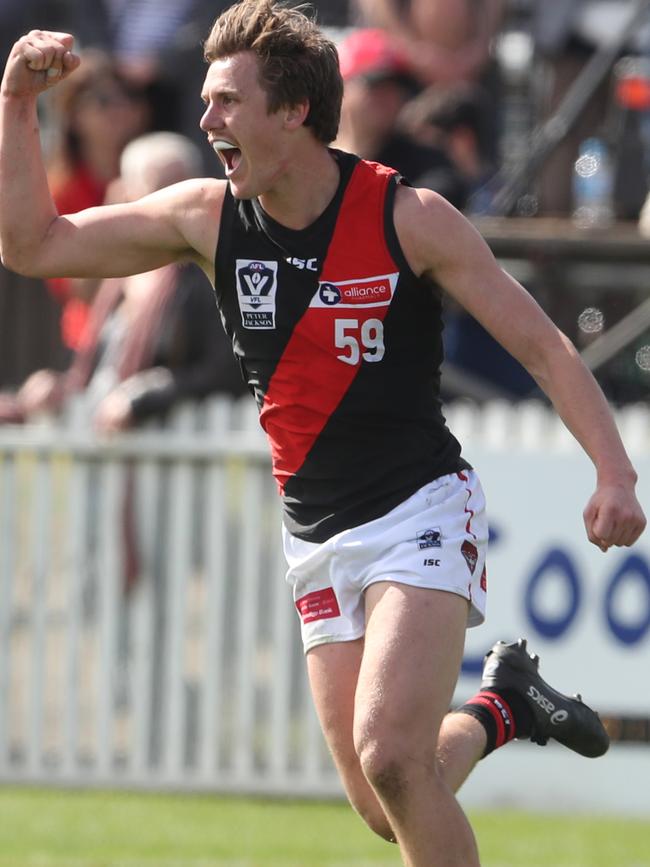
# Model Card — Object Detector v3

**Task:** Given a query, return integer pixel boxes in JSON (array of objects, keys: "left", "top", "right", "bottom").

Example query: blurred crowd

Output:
[{"left": 1, "top": 0, "right": 650, "bottom": 409}]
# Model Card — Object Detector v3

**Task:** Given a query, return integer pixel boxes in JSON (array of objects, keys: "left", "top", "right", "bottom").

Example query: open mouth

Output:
[{"left": 212, "top": 139, "right": 242, "bottom": 175}]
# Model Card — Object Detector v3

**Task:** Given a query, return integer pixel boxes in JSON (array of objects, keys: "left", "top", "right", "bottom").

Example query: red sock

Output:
[{"left": 455, "top": 690, "right": 521, "bottom": 757}]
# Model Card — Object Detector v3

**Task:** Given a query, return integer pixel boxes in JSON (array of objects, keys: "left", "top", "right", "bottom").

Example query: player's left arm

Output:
[{"left": 394, "top": 185, "right": 646, "bottom": 551}]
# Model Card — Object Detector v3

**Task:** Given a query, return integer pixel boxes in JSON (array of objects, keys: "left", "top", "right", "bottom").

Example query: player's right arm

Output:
[{"left": 0, "top": 31, "right": 222, "bottom": 282}]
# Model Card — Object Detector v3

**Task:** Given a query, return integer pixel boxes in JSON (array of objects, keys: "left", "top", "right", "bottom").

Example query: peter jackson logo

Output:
[{"left": 236, "top": 259, "right": 278, "bottom": 329}]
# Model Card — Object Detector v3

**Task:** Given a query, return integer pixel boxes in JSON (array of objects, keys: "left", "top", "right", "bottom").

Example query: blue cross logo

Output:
[{"left": 319, "top": 283, "right": 341, "bottom": 305}]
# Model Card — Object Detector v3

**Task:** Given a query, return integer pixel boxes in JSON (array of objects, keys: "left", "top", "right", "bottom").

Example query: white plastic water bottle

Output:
[{"left": 572, "top": 137, "right": 614, "bottom": 229}]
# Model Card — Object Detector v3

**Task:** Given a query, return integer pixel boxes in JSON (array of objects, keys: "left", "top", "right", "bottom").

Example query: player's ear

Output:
[{"left": 283, "top": 100, "right": 309, "bottom": 130}]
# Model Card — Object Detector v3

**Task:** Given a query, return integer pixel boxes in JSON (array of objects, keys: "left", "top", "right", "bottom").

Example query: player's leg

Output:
[
  {"left": 437, "top": 709, "right": 487, "bottom": 792},
  {"left": 435, "top": 635, "right": 611, "bottom": 797},
  {"left": 453, "top": 638, "right": 610, "bottom": 761},
  {"left": 305, "top": 603, "right": 488, "bottom": 855},
  {"left": 305, "top": 615, "right": 609, "bottom": 857},
  {"left": 305, "top": 639, "right": 490, "bottom": 839},
  {"left": 286, "top": 526, "right": 396, "bottom": 840},
  {"left": 306, "top": 640, "right": 396, "bottom": 841},
  {"left": 354, "top": 581, "right": 481, "bottom": 866},
  {"left": 294, "top": 471, "right": 490, "bottom": 855}
]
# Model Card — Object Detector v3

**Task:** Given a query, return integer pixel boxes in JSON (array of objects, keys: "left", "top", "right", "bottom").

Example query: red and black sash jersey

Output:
[{"left": 214, "top": 149, "right": 469, "bottom": 542}]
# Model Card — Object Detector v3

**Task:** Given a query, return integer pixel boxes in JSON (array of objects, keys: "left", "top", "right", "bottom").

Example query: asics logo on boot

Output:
[{"left": 527, "top": 685, "right": 567, "bottom": 724}]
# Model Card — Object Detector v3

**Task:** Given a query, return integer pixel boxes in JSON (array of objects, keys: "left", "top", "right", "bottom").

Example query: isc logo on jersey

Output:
[
  {"left": 313, "top": 273, "right": 398, "bottom": 308},
  {"left": 236, "top": 259, "right": 279, "bottom": 329}
]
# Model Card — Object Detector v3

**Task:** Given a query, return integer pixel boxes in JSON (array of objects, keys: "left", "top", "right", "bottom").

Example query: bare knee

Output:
[
  {"left": 359, "top": 744, "right": 408, "bottom": 801},
  {"left": 355, "top": 720, "right": 433, "bottom": 813},
  {"left": 355, "top": 718, "right": 443, "bottom": 815}
]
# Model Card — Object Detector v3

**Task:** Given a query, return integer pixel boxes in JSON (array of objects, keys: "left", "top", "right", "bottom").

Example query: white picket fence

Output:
[
  {"left": 0, "top": 395, "right": 339, "bottom": 795},
  {"left": 0, "top": 396, "right": 648, "bottom": 804}
]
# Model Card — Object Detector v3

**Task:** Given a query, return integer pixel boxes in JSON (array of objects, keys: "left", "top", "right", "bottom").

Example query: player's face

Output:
[{"left": 200, "top": 52, "right": 291, "bottom": 199}]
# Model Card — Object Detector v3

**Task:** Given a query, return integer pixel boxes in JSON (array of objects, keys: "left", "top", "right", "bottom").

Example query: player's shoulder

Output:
[
  {"left": 150, "top": 177, "right": 228, "bottom": 279},
  {"left": 394, "top": 182, "right": 463, "bottom": 228},
  {"left": 158, "top": 176, "right": 228, "bottom": 212},
  {"left": 393, "top": 183, "right": 471, "bottom": 276},
  {"left": 138, "top": 176, "right": 228, "bottom": 232}
]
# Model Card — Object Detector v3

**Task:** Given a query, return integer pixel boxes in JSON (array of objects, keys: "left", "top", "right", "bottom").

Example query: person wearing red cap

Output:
[
  {"left": 0, "top": 3, "right": 645, "bottom": 865},
  {"left": 336, "top": 28, "right": 468, "bottom": 208},
  {"left": 354, "top": 0, "right": 506, "bottom": 165},
  {"left": 338, "top": 27, "right": 412, "bottom": 82},
  {"left": 354, "top": 0, "right": 504, "bottom": 84}
]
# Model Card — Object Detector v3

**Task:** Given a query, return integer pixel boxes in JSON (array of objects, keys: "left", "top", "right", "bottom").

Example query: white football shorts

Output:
[{"left": 283, "top": 470, "right": 488, "bottom": 653}]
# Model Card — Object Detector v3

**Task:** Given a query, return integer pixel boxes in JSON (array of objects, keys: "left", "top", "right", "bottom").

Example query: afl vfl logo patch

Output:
[{"left": 236, "top": 259, "right": 278, "bottom": 329}]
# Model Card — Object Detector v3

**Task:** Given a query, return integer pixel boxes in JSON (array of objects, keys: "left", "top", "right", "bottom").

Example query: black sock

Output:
[{"left": 456, "top": 688, "right": 533, "bottom": 757}]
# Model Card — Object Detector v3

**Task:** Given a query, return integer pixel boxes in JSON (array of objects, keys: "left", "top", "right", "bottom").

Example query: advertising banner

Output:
[{"left": 455, "top": 445, "right": 650, "bottom": 813}]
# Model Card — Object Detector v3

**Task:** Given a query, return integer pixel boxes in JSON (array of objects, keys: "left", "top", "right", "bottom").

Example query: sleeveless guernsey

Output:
[{"left": 214, "top": 149, "right": 469, "bottom": 542}]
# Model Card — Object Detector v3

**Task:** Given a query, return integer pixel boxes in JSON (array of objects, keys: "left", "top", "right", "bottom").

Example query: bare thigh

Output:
[
  {"left": 355, "top": 581, "right": 469, "bottom": 763},
  {"left": 350, "top": 582, "right": 481, "bottom": 866},
  {"left": 305, "top": 582, "right": 470, "bottom": 837}
]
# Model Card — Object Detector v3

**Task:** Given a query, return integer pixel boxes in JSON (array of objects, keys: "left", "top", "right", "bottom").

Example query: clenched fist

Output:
[{"left": 1, "top": 31, "right": 80, "bottom": 98}]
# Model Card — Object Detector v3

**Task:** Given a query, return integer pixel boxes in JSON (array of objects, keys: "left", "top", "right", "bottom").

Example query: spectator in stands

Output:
[
  {"left": 354, "top": 0, "right": 505, "bottom": 163},
  {"left": 0, "top": 131, "right": 247, "bottom": 430},
  {"left": 395, "top": 79, "right": 533, "bottom": 399},
  {"left": 61, "top": 0, "right": 226, "bottom": 168},
  {"left": 335, "top": 28, "right": 468, "bottom": 208},
  {"left": 399, "top": 81, "right": 498, "bottom": 214},
  {"left": 44, "top": 51, "right": 151, "bottom": 352},
  {"left": 46, "top": 52, "right": 149, "bottom": 216},
  {"left": 61, "top": 0, "right": 204, "bottom": 84},
  {"left": 0, "top": 2, "right": 81, "bottom": 386}
]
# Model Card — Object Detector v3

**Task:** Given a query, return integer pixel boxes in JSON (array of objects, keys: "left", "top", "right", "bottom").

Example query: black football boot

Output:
[{"left": 480, "top": 639, "right": 610, "bottom": 758}]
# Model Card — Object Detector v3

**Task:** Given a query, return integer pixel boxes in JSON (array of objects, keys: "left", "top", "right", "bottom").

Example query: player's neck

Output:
[{"left": 257, "top": 144, "right": 339, "bottom": 231}]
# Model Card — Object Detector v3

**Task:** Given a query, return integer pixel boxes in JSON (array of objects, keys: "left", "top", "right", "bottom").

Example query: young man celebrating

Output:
[{"left": 0, "top": 3, "right": 645, "bottom": 864}]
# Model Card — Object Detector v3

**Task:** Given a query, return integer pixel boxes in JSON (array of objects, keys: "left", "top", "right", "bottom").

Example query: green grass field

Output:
[{"left": 0, "top": 787, "right": 648, "bottom": 867}]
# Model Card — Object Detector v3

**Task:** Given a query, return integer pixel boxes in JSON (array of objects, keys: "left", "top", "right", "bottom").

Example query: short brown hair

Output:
[{"left": 204, "top": 0, "right": 342, "bottom": 143}]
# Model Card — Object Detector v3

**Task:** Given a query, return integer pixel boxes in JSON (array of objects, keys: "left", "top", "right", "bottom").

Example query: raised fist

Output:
[{"left": 1, "top": 31, "right": 80, "bottom": 97}]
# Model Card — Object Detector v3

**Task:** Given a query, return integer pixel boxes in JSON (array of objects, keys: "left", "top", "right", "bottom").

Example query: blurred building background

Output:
[{"left": 2, "top": 0, "right": 650, "bottom": 405}]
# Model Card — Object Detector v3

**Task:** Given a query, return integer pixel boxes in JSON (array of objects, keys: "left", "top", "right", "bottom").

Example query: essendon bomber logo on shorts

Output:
[
  {"left": 461, "top": 540, "right": 479, "bottom": 574},
  {"left": 235, "top": 259, "right": 278, "bottom": 329}
]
